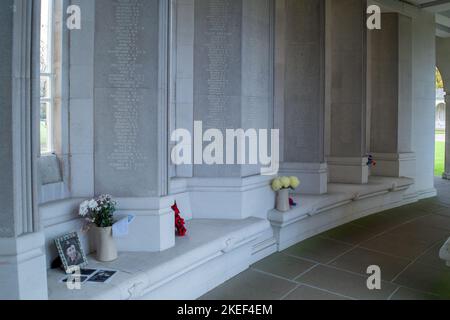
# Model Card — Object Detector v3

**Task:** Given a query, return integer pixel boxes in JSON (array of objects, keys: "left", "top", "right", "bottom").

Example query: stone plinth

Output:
[
  {"left": 0, "top": 233, "right": 48, "bottom": 300},
  {"left": 328, "top": 157, "right": 369, "bottom": 185}
]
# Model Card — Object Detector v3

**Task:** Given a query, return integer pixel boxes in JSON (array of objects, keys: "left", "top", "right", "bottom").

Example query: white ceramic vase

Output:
[
  {"left": 276, "top": 189, "right": 290, "bottom": 212},
  {"left": 95, "top": 226, "right": 118, "bottom": 262}
]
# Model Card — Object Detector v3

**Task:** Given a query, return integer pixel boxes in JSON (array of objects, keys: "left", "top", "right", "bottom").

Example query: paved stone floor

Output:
[{"left": 200, "top": 178, "right": 450, "bottom": 300}]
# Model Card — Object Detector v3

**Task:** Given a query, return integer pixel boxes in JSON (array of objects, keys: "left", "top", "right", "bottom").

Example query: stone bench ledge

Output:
[
  {"left": 268, "top": 177, "right": 415, "bottom": 227},
  {"left": 47, "top": 218, "right": 270, "bottom": 300}
]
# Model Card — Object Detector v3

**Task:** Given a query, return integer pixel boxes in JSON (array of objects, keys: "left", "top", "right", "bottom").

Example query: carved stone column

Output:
[
  {"left": 275, "top": 0, "right": 327, "bottom": 194},
  {"left": 93, "top": 0, "right": 173, "bottom": 252},
  {"left": 443, "top": 95, "right": 450, "bottom": 179},
  {"left": 369, "top": 13, "right": 415, "bottom": 178},
  {"left": 326, "top": 0, "right": 369, "bottom": 184},
  {"left": 0, "top": 0, "right": 48, "bottom": 300}
]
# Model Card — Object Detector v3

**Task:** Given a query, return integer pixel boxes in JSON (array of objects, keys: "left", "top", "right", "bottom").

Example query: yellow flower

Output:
[
  {"left": 280, "top": 177, "right": 291, "bottom": 189},
  {"left": 290, "top": 176, "right": 300, "bottom": 189},
  {"left": 271, "top": 179, "right": 282, "bottom": 192}
]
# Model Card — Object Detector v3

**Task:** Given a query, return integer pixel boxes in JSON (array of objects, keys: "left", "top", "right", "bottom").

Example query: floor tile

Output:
[
  {"left": 382, "top": 207, "right": 429, "bottom": 225},
  {"left": 385, "top": 222, "right": 449, "bottom": 247},
  {"left": 360, "top": 232, "right": 432, "bottom": 260},
  {"left": 352, "top": 213, "right": 406, "bottom": 234},
  {"left": 199, "top": 269, "right": 296, "bottom": 300},
  {"left": 296, "top": 265, "right": 398, "bottom": 300},
  {"left": 415, "top": 214, "right": 450, "bottom": 231},
  {"left": 321, "top": 223, "right": 380, "bottom": 245},
  {"left": 390, "top": 287, "right": 440, "bottom": 300},
  {"left": 329, "top": 247, "right": 411, "bottom": 281},
  {"left": 283, "top": 285, "right": 350, "bottom": 300},
  {"left": 416, "top": 240, "right": 449, "bottom": 271},
  {"left": 436, "top": 195, "right": 450, "bottom": 206},
  {"left": 408, "top": 199, "right": 448, "bottom": 214},
  {"left": 200, "top": 178, "right": 450, "bottom": 301},
  {"left": 393, "top": 262, "right": 450, "bottom": 299},
  {"left": 283, "top": 237, "right": 353, "bottom": 264},
  {"left": 251, "top": 253, "right": 316, "bottom": 280},
  {"left": 435, "top": 207, "right": 450, "bottom": 217}
]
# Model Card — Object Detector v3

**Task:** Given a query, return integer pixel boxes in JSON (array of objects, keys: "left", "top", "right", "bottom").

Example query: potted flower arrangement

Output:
[
  {"left": 271, "top": 176, "right": 300, "bottom": 212},
  {"left": 79, "top": 195, "right": 118, "bottom": 262}
]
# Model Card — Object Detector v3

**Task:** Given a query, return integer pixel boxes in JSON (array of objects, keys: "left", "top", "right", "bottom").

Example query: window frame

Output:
[
  {"left": 38, "top": 0, "right": 71, "bottom": 202},
  {"left": 40, "top": 0, "right": 55, "bottom": 156}
]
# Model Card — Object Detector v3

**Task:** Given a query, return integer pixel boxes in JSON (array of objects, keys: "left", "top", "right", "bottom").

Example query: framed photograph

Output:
[{"left": 55, "top": 232, "right": 88, "bottom": 273}]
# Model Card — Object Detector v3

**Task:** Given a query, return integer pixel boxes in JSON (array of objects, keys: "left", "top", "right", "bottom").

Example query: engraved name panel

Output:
[
  {"left": 194, "top": 0, "right": 242, "bottom": 131},
  {"left": 94, "top": 0, "right": 159, "bottom": 197}
]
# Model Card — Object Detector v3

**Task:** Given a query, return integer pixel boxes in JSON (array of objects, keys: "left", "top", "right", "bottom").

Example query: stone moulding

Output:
[
  {"left": 113, "top": 196, "right": 176, "bottom": 253},
  {"left": 370, "top": 152, "right": 417, "bottom": 178},
  {"left": 327, "top": 156, "right": 370, "bottom": 184},
  {"left": 279, "top": 162, "right": 328, "bottom": 195}
]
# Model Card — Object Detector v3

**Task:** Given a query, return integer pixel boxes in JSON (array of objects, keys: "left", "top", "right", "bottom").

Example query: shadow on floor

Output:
[{"left": 200, "top": 178, "right": 450, "bottom": 300}]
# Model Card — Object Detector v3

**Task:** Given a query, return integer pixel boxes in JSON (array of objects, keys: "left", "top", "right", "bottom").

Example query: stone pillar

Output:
[
  {"left": 193, "top": 0, "right": 273, "bottom": 178},
  {"left": 93, "top": 0, "right": 174, "bottom": 252},
  {"left": 0, "top": 0, "right": 16, "bottom": 239},
  {"left": 172, "top": 0, "right": 275, "bottom": 220},
  {"left": 275, "top": 0, "right": 327, "bottom": 194},
  {"left": 0, "top": 0, "right": 48, "bottom": 299},
  {"left": 326, "top": 0, "right": 369, "bottom": 184},
  {"left": 369, "top": 13, "right": 415, "bottom": 178},
  {"left": 444, "top": 95, "right": 450, "bottom": 179}
]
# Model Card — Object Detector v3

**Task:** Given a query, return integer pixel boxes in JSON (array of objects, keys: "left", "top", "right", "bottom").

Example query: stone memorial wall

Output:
[
  {"left": 194, "top": 0, "right": 242, "bottom": 132},
  {"left": 193, "top": 0, "right": 272, "bottom": 177},
  {"left": 284, "top": 0, "right": 324, "bottom": 164},
  {"left": 94, "top": 0, "right": 160, "bottom": 197}
]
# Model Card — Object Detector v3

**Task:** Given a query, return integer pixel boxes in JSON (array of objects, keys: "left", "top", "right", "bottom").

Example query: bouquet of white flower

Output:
[
  {"left": 79, "top": 195, "right": 117, "bottom": 228},
  {"left": 271, "top": 176, "right": 300, "bottom": 192}
]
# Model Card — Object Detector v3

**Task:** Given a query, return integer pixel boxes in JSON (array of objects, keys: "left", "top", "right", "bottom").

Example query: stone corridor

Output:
[
  {"left": 3, "top": 0, "right": 450, "bottom": 300},
  {"left": 201, "top": 179, "right": 450, "bottom": 300}
]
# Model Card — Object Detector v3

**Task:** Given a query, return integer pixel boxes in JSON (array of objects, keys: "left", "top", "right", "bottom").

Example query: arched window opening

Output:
[{"left": 435, "top": 67, "right": 446, "bottom": 177}]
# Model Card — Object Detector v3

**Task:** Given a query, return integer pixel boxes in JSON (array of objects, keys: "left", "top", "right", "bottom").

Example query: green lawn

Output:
[{"left": 435, "top": 138, "right": 445, "bottom": 177}]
